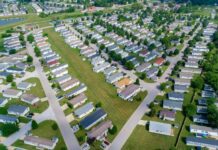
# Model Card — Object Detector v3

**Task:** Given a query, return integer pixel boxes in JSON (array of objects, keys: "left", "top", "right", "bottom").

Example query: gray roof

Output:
[
  {"left": 168, "top": 92, "right": 184, "bottom": 101},
  {"left": 8, "top": 105, "right": 28, "bottom": 114},
  {"left": 163, "top": 100, "right": 183, "bottom": 110},
  {"left": 186, "top": 136, "right": 218, "bottom": 148},
  {"left": 74, "top": 102, "right": 94, "bottom": 117},
  {"left": 0, "top": 114, "right": 18, "bottom": 123},
  {"left": 190, "top": 124, "right": 218, "bottom": 133},
  {"left": 174, "top": 84, "right": 188, "bottom": 92},
  {"left": 149, "top": 121, "right": 172, "bottom": 135},
  {"left": 17, "top": 82, "right": 32, "bottom": 90}
]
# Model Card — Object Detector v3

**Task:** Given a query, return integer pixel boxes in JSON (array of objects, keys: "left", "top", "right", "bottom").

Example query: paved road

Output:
[
  {"left": 109, "top": 25, "right": 202, "bottom": 150},
  {"left": 3, "top": 106, "right": 56, "bottom": 146},
  {"left": 26, "top": 39, "right": 81, "bottom": 150}
]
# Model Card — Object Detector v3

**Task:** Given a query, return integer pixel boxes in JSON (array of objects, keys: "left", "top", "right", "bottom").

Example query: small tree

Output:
[
  {"left": 109, "top": 125, "right": 117, "bottom": 135},
  {"left": 31, "top": 120, "right": 38, "bottom": 129},
  {"left": 160, "top": 83, "right": 167, "bottom": 91},
  {"left": 191, "top": 76, "right": 204, "bottom": 91},
  {"left": 0, "top": 144, "right": 7, "bottom": 150},
  {"left": 11, "top": 82, "right": 16, "bottom": 87},
  {"left": 95, "top": 102, "right": 102, "bottom": 108},
  {"left": 27, "top": 55, "right": 33, "bottom": 63},
  {"left": 2, "top": 123, "right": 19, "bottom": 136},
  {"left": 149, "top": 107, "right": 156, "bottom": 117},
  {"left": 184, "top": 104, "right": 196, "bottom": 117},
  {"left": 6, "top": 74, "right": 13, "bottom": 82},
  {"left": 27, "top": 34, "right": 34, "bottom": 43},
  {"left": 140, "top": 73, "right": 146, "bottom": 80},
  {"left": 157, "top": 70, "right": 162, "bottom": 77},
  {"left": 52, "top": 122, "right": 58, "bottom": 130},
  {"left": 135, "top": 78, "right": 140, "bottom": 85}
]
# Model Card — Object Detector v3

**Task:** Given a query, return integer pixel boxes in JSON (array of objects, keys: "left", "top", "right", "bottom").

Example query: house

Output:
[
  {"left": 186, "top": 136, "right": 218, "bottom": 149},
  {"left": 174, "top": 78, "right": 191, "bottom": 86},
  {"left": 6, "top": 67, "right": 25, "bottom": 75},
  {"left": 139, "top": 50, "right": 150, "bottom": 57},
  {"left": 197, "top": 106, "right": 207, "bottom": 114},
  {"left": 3, "top": 89, "right": 22, "bottom": 99},
  {"left": 144, "top": 53, "right": 156, "bottom": 62},
  {"left": 0, "top": 97, "right": 8, "bottom": 107},
  {"left": 53, "top": 68, "right": 68, "bottom": 78},
  {"left": 168, "top": 92, "right": 184, "bottom": 101},
  {"left": 153, "top": 57, "right": 165, "bottom": 67},
  {"left": 79, "top": 108, "right": 107, "bottom": 130},
  {"left": 193, "top": 115, "right": 208, "bottom": 124},
  {"left": 21, "top": 94, "right": 40, "bottom": 105},
  {"left": 17, "top": 82, "right": 33, "bottom": 91},
  {"left": 185, "top": 62, "right": 199, "bottom": 69},
  {"left": 7, "top": 105, "right": 29, "bottom": 116},
  {"left": 159, "top": 110, "right": 176, "bottom": 121},
  {"left": 146, "top": 67, "right": 159, "bottom": 79},
  {"left": 60, "top": 78, "right": 80, "bottom": 92},
  {"left": 0, "top": 71, "right": 11, "bottom": 79},
  {"left": 118, "top": 84, "right": 141, "bottom": 101},
  {"left": 74, "top": 102, "right": 95, "bottom": 118},
  {"left": 51, "top": 64, "right": 68, "bottom": 73},
  {"left": 87, "top": 120, "right": 113, "bottom": 141},
  {"left": 114, "top": 77, "right": 133, "bottom": 89},
  {"left": 174, "top": 84, "right": 188, "bottom": 93},
  {"left": 179, "top": 72, "right": 193, "bottom": 80},
  {"left": 106, "top": 72, "right": 124, "bottom": 84},
  {"left": 68, "top": 93, "right": 87, "bottom": 108},
  {"left": 0, "top": 114, "right": 18, "bottom": 124},
  {"left": 55, "top": 74, "right": 72, "bottom": 85},
  {"left": 163, "top": 100, "right": 183, "bottom": 111},
  {"left": 93, "top": 62, "right": 110, "bottom": 73},
  {"left": 190, "top": 124, "right": 218, "bottom": 137},
  {"left": 181, "top": 67, "right": 202, "bottom": 74},
  {"left": 103, "top": 66, "right": 117, "bottom": 76},
  {"left": 24, "top": 135, "right": 58, "bottom": 150},
  {"left": 201, "top": 90, "right": 216, "bottom": 98},
  {"left": 149, "top": 121, "right": 173, "bottom": 136},
  {"left": 198, "top": 98, "right": 207, "bottom": 106},
  {"left": 91, "top": 57, "right": 105, "bottom": 66},
  {"left": 65, "top": 84, "right": 87, "bottom": 98},
  {"left": 135, "top": 63, "right": 151, "bottom": 73}
]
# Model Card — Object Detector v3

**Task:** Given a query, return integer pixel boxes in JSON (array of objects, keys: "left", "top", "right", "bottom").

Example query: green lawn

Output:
[
  {"left": 13, "top": 120, "right": 67, "bottom": 150},
  {"left": 43, "top": 28, "right": 146, "bottom": 142},
  {"left": 24, "top": 77, "right": 46, "bottom": 98},
  {"left": 124, "top": 88, "right": 195, "bottom": 149}
]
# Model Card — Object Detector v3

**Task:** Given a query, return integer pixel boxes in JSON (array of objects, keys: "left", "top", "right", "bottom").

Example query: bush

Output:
[
  {"left": 2, "top": 123, "right": 19, "bottom": 136},
  {"left": 109, "top": 125, "right": 117, "bottom": 135},
  {"left": 0, "top": 144, "right": 7, "bottom": 150},
  {"left": 6, "top": 74, "right": 13, "bottom": 82},
  {"left": 31, "top": 120, "right": 38, "bottom": 129},
  {"left": 27, "top": 55, "right": 33, "bottom": 63},
  {"left": 51, "top": 122, "right": 58, "bottom": 130},
  {"left": 95, "top": 102, "right": 102, "bottom": 108},
  {"left": 27, "top": 34, "right": 34, "bottom": 43}
]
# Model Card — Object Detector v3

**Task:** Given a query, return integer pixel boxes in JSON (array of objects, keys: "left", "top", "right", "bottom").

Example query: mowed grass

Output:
[
  {"left": 43, "top": 28, "right": 143, "bottom": 139},
  {"left": 123, "top": 88, "right": 195, "bottom": 150},
  {"left": 25, "top": 77, "right": 46, "bottom": 98},
  {"left": 13, "top": 120, "right": 67, "bottom": 150}
]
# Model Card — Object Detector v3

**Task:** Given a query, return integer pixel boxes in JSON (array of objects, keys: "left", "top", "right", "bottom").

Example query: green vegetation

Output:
[
  {"left": 13, "top": 120, "right": 67, "bottom": 150},
  {"left": 31, "top": 120, "right": 39, "bottom": 129},
  {"left": 25, "top": 77, "right": 46, "bottom": 98},
  {"left": 1, "top": 123, "right": 19, "bottom": 137},
  {"left": 44, "top": 28, "right": 146, "bottom": 142}
]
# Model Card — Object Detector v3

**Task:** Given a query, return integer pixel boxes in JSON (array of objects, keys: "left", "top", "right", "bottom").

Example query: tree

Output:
[
  {"left": 9, "top": 49, "right": 16, "bottom": 54},
  {"left": 125, "top": 61, "right": 134, "bottom": 70},
  {"left": 52, "top": 122, "right": 58, "bottom": 130},
  {"left": 191, "top": 76, "right": 204, "bottom": 91},
  {"left": 2, "top": 123, "right": 19, "bottom": 136},
  {"left": 6, "top": 74, "right": 13, "bottom": 82},
  {"left": 26, "top": 55, "right": 33, "bottom": 63},
  {"left": 109, "top": 125, "right": 117, "bottom": 135},
  {"left": 140, "top": 73, "right": 146, "bottom": 80},
  {"left": 149, "top": 107, "right": 156, "bottom": 117},
  {"left": 160, "top": 83, "right": 167, "bottom": 91},
  {"left": 157, "top": 70, "right": 162, "bottom": 77},
  {"left": 84, "top": 39, "right": 89, "bottom": 46},
  {"left": 27, "top": 34, "right": 34, "bottom": 43},
  {"left": 11, "top": 82, "right": 16, "bottom": 87},
  {"left": 184, "top": 104, "right": 196, "bottom": 117},
  {"left": 174, "top": 49, "right": 179, "bottom": 55},
  {"left": 135, "top": 78, "right": 140, "bottom": 85},
  {"left": 0, "top": 144, "right": 7, "bottom": 150},
  {"left": 31, "top": 120, "right": 38, "bottom": 129},
  {"left": 95, "top": 102, "right": 102, "bottom": 108},
  {"left": 34, "top": 47, "right": 41, "bottom": 57}
]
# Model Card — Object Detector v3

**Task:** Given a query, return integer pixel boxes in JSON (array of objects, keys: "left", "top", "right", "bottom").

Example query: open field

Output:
[
  {"left": 13, "top": 120, "right": 67, "bottom": 150},
  {"left": 43, "top": 28, "right": 146, "bottom": 141},
  {"left": 123, "top": 88, "right": 194, "bottom": 149}
]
